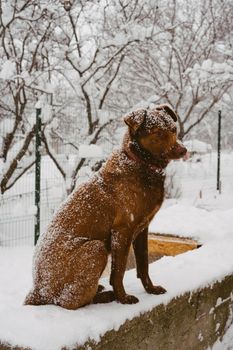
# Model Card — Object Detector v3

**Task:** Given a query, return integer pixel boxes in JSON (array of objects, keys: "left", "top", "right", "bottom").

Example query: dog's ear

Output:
[
  {"left": 156, "top": 104, "right": 178, "bottom": 122},
  {"left": 124, "top": 109, "right": 146, "bottom": 133}
]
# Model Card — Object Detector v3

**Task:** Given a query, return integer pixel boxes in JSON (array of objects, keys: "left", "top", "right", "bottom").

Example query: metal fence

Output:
[
  {"left": 0, "top": 188, "right": 62, "bottom": 247},
  {"left": 0, "top": 150, "right": 108, "bottom": 247},
  {"left": 0, "top": 149, "right": 218, "bottom": 247},
  {"left": 0, "top": 215, "right": 35, "bottom": 246},
  {"left": 0, "top": 153, "right": 68, "bottom": 247},
  {"left": 0, "top": 125, "right": 116, "bottom": 247}
]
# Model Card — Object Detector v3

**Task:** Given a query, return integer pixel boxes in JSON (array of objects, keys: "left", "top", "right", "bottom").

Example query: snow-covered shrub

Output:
[{"left": 165, "top": 161, "right": 183, "bottom": 199}]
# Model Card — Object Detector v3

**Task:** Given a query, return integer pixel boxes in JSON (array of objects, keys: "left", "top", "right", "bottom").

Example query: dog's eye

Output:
[{"left": 156, "top": 130, "right": 163, "bottom": 137}]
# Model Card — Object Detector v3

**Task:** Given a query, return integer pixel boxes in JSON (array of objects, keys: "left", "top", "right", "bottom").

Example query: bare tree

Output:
[
  {"left": 39, "top": 0, "right": 162, "bottom": 193},
  {"left": 1, "top": 0, "right": 232, "bottom": 196},
  {"left": 0, "top": 0, "right": 58, "bottom": 193},
  {"left": 123, "top": 0, "right": 233, "bottom": 139}
]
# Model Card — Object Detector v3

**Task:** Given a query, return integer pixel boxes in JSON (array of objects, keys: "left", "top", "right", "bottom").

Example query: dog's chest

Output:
[
  {"left": 123, "top": 180, "right": 163, "bottom": 229},
  {"left": 132, "top": 202, "right": 161, "bottom": 238},
  {"left": 133, "top": 176, "right": 164, "bottom": 227}
]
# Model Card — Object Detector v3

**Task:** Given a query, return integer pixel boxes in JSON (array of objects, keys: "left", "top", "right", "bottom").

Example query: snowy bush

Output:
[{"left": 165, "top": 162, "right": 183, "bottom": 199}]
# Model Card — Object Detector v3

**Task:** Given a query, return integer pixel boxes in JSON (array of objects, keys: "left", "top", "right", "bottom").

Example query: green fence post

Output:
[
  {"left": 217, "top": 110, "right": 222, "bottom": 193},
  {"left": 34, "top": 105, "right": 42, "bottom": 245}
]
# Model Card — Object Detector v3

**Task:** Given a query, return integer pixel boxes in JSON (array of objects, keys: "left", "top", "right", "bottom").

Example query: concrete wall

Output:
[
  {"left": 79, "top": 275, "right": 233, "bottom": 350},
  {"left": 0, "top": 275, "right": 232, "bottom": 350}
]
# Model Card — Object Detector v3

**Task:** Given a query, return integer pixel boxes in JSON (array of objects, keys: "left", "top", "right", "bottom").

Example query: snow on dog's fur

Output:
[{"left": 24, "top": 104, "right": 187, "bottom": 310}]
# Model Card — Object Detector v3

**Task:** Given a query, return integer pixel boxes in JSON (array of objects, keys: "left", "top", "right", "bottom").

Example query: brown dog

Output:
[{"left": 25, "top": 104, "right": 187, "bottom": 309}]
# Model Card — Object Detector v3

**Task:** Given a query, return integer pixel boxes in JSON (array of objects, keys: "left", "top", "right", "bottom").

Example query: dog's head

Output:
[{"left": 124, "top": 104, "right": 187, "bottom": 164}]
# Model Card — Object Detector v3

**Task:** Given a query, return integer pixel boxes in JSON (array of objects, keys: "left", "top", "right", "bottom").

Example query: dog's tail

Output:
[{"left": 24, "top": 289, "right": 47, "bottom": 306}]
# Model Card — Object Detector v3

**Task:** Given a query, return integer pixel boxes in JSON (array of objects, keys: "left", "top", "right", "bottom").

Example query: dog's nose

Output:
[
  {"left": 168, "top": 142, "right": 187, "bottom": 160},
  {"left": 180, "top": 146, "right": 187, "bottom": 157}
]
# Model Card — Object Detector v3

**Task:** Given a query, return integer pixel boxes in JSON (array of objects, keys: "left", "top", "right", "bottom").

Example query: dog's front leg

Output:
[
  {"left": 110, "top": 230, "right": 139, "bottom": 304},
  {"left": 133, "top": 228, "right": 166, "bottom": 295}
]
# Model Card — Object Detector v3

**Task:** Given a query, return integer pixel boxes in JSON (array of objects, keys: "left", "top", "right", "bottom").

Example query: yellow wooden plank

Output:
[{"left": 148, "top": 234, "right": 198, "bottom": 256}]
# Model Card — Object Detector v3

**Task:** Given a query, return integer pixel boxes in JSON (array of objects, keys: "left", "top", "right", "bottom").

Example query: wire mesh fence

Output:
[
  {"left": 0, "top": 147, "right": 113, "bottom": 247},
  {"left": 0, "top": 189, "right": 62, "bottom": 247},
  {"left": 0, "top": 154, "right": 67, "bottom": 247},
  {"left": 0, "top": 117, "right": 117, "bottom": 247},
  {"left": 0, "top": 215, "right": 35, "bottom": 247},
  {"left": 0, "top": 152, "right": 218, "bottom": 247},
  {"left": 1, "top": 107, "right": 225, "bottom": 251}
]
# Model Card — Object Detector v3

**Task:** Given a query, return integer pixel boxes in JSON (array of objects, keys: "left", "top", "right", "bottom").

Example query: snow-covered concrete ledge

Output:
[
  {"left": 0, "top": 204, "right": 233, "bottom": 350},
  {"left": 66, "top": 276, "right": 233, "bottom": 350},
  {"left": 0, "top": 275, "right": 232, "bottom": 350}
]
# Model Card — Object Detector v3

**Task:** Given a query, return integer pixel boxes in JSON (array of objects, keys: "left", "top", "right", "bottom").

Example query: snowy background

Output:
[{"left": 0, "top": 0, "right": 233, "bottom": 349}]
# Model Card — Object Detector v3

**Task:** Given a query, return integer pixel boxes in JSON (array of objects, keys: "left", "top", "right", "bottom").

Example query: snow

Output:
[
  {"left": 124, "top": 106, "right": 176, "bottom": 133},
  {"left": 0, "top": 60, "right": 16, "bottom": 80},
  {"left": 211, "top": 324, "right": 233, "bottom": 350},
  {"left": 184, "top": 139, "right": 212, "bottom": 153},
  {"left": 149, "top": 204, "right": 233, "bottom": 244},
  {"left": 78, "top": 144, "right": 103, "bottom": 158},
  {"left": 0, "top": 118, "right": 14, "bottom": 134},
  {"left": 1, "top": 2, "right": 14, "bottom": 26},
  {"left": 35, "top": 100, "right": 42, "bottom": 109},
  {"left": 0, "top": 216, "right": 233, "bottom": 349},
  {"left": 0, "top": 151, "right": 233, "bottom": 349},
  {"left": 145, "top": 108, "right": 176, "bottom": 131}
]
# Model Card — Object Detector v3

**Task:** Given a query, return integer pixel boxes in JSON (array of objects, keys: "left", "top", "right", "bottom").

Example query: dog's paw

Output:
[
  {"left": 146, "top": 285, "right": 167, "bottom": 295},
  {"left": 93, "top": 291, "right": 115, "bottom": 304},
  {"left": 118, "top": 294, "right": 139, "bottom": 304},
  {"left": 97, "top": 284, "right": 105, "bottom": 292}
]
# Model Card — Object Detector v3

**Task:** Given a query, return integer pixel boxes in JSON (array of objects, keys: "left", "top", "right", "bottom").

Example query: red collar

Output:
[{"left": 124, "top": 143, "right": 165, "bottom": 175}]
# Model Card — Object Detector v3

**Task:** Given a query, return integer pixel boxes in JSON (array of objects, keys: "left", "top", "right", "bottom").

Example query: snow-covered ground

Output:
[
  {"left": 211, "top": 323, "right": 233, "bottom": 350},
  {"left": 0, "top": 151, "right": 233, "bottom": 349}
]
